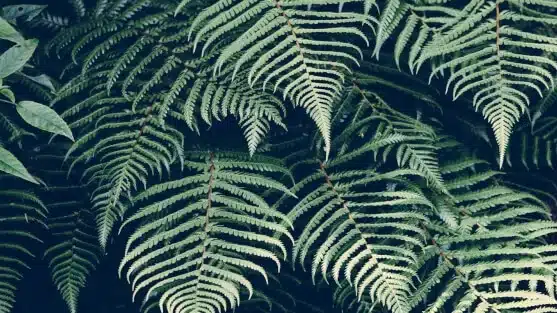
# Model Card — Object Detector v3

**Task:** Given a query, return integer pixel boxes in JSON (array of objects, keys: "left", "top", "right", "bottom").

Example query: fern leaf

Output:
[
  {"left": 0, "top": 177, "right": 47, "bottom": 313},
  {"left": 188, "top": 0, "right": 376, "bottom": 158},
  {"left": 119, "top": 152, "right": 295, "bottom": 313},
  {"left": 415, "top": 1, "right": 557, "bottom": 167}
]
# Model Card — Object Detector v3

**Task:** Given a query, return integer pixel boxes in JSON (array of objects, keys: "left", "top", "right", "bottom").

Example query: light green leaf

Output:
[
  {"left": 0, "top": 145, "right": 38, "bottom": 184},
  {"left": 0, "top": 86, "right": 15, "bottom": 102},
  {"left": 0, "top": 39, "right": 38, "bottom": 79},
  {"left": 0, "top": 16, "right": 24, "bottom": 43},
  {"left": 16, "top": 100, "right": 74, "bottom": 141}
]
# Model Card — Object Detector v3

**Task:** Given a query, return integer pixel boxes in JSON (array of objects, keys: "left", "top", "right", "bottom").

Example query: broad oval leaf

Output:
[
  {"left": 0, "top": 16, "right": 24, "bottom": 43},
  {"left": 0, "top": 39, "right": 38, "bottom": 79},
  {"left": 0, "top": 145, "right": 38, "bottom": 184},
  {"left": 16, "top": 100, "right": 74, "bottom": 141}
]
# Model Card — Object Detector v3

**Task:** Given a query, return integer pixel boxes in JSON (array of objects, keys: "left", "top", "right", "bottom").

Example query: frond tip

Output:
[
  {"left": 44, "top": 208, "right": 100, "bottom": 313},
  {"left": 410, "top": 0, "right": 557, "bottom": 167}
]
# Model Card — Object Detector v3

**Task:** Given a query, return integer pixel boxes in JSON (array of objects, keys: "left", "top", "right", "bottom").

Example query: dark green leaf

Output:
[
  {"left": 22, "top": 73, "right": 56, "bottom": 93},
  {"left": 0, "top": 39, "right": 38, "bottom": 79},
  {"left": 1, "top": 5, "right": 47, "bottom": 22},
  {"left": 0, "top": 145, "right": 38, "bottom": 184},
  {"left": 16, "top": 100, "right": 74, "bottom": 141}
]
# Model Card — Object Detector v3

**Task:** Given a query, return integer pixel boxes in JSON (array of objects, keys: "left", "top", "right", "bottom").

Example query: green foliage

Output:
[
  {"left": 60, "top": 95, "right": 185, "bottom": 249},
  {"left": 0, "top": 176, "right": 47, "bottom": 313},
  {"left": 180, "top": 0, "right": 376, "bottom": 158},
  {"left": 1, "top": 1, "right": 557, "bottom": 313},
  {"left": 33, "top": 145, "right": 102, "bottom": 313},
  {"left": 0, "top": 13, "right": 72, "bottom": 182},
  {"left": 0, "top": 146, "right": 38, "bottom": 184},
  {"left": 15, "top": 100, "right": 73, "bottom": 141},
  {"left": 378, "top": 0, "right": 557, "bottom": 166},
  {"left": 44, "top": 206, "right": 99, "bottom": 313},
  {"left": 503, "top": 116, "right": 557, "bottom": 169},
  {"left": 119, "top": 151, "right": 295, "bottom": 313},
  {"left": 411, "top": 137, "right": 557, "bottom": 313},
  {"left": 269, "top": 89, "right": 436, "bottom": 313}
]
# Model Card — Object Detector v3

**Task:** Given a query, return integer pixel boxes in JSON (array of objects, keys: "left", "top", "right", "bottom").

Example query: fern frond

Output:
[
  {"left": 118, "top": 152, "right": 295, "bottom": 313},
  {"left": 411, "top": 137, "right": 557, "bottom": 313},
  {"left": 341, "top": 79, "right": 446, "bottom": 194},
  {"left": 0, "top": 176, "right": 47, "bottom": 313},
  {"left": 178, "top": 69, "right": 287, "bottom": 155},
  {"left": 186, "top": 0, "right": 377, "bottom": 158},
  {"left": 271, "top": 90, "right": 440, "bottom": 313},
  {"left": 28, "top": 144, "right": 102, "bottom": 313},
  {"left": 50, "top": 1, "right": 288, "bottom": 155},
  {"left": 44, "top": 207, "right": 100, "bottom": 313},
  {"left": 414, "top": 0, "right": 557, "bottom": 167},
  {"left": 61, "top": 97, "right": 184, "bottom": 249}
]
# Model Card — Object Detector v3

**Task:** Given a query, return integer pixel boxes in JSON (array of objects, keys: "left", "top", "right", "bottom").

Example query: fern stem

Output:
[
  {"left": 495, "top": 1, "right": 500, "bottom": 55},
  {"left": 190, "top": 151, "right": 215, "bottom": 304},
  {"left": 98, "top": 105, "right": 153, "bottom": 249}
]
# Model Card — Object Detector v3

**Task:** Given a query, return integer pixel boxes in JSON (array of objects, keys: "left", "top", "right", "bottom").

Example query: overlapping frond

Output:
[
  {"left": 413, "top": 0, "right": 557, "bottom": 166},
  {"left": 44, "top": 207, "right": 100, "bottom": 313},
  {"left": 175, "top": 67, "right": 287, "bottom": 155},
  {"left": 347, "top": 73, "right": 445, "bottom": 193},
  {"left": 59, "top": 96, "right": 184, "bottom": 249},
  {"left": 119, "top": 151, "right": 295, "bottom": 313},
  {"left": 270, "top": 92, "right": 440, "bottom": 313},
  {"left": 183, "top": 0, "right": 377, "bottom": 158},
  {"left": 371, "top": 0, "right": 557, "bottom": 167},
  {"left": 0, "top": 176, "right": 47, "bottom": 313},
  {"left": 48, "top": 0, "right": 289, "bottom": 156},
  {"left": 411, "top": 136, "right": 557, "bottom": 313},
  {"left": 28, "top": 144, "right": 102, "bottom": 313},
  {"left": 292, "top": 162, "right": 429, "bottom": 313}
]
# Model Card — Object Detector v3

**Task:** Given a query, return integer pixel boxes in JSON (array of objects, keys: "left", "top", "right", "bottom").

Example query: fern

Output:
[
  {"left": 44, "top": 207, "right": 100, "bottom": 313},
  {"left": 181, "top": 0, "right": 376, "bottom": 158},
  {"left": 371, "top": 0, "right": 557, "bottom": 167},
  {"left": 118, "top": 151, "right": 295, "bottom": 313},
  {"left": 179, "top": 68, "right": 287, "bottom": 155},
  {"left": 66, "top": 102, "right": 184, "bottom": 248},
  {"left": 49, "top": 0, "right": 288, "bottom": 155},
  {"left": 270, "top": 88, "right": 442, "bottom": 313},
  {"left": 349, "top": 74, "right": 446, "bottom": 193},
  {"left": 411, "top": 136, "right": 557, "bottom": 313},
  {"left": 501, "top": 116, "right": 557, "bottom": 169},
  {"left": 411, "top": 1, "right": 557, "bottom": 166},
  {"left": 29, "top": 145, "right": 102, "bottom": 313},
  {"left": 2, "top": 2, "right": 557, "bottom": 313},
  {"left": 0, "top": 176, "right": 47, "bottom": 313}
]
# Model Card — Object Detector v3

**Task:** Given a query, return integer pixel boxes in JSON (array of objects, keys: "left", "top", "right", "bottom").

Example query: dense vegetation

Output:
[{"left": 1, "top": 1, "right": 557, "bottom": 313}]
